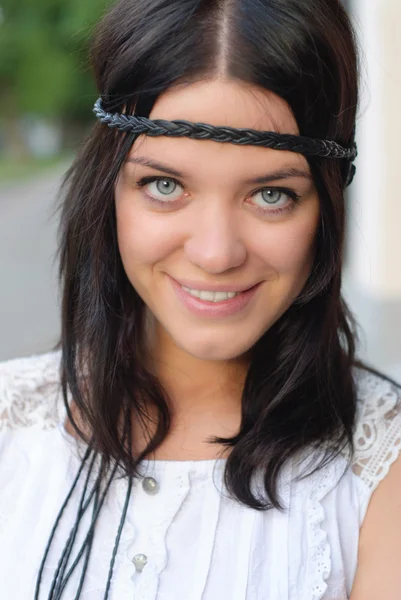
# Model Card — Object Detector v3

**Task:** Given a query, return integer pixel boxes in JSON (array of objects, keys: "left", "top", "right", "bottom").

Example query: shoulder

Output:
[
  {"left": 0, "top": 350, "right": 63, "bottom": 431},
  {"left": 350, "top": 366, "right": 401, "bottom": 491},
  {"left": 348, "top": 368, "right": 401, "bottom": 599}
]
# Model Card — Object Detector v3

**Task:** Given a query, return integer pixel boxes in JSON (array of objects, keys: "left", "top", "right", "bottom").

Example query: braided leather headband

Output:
[{"left": 93, "top": 98, "right": 357, "bottom": 186}]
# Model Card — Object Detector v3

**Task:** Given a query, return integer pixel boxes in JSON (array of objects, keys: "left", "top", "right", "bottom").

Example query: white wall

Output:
[
  {"left": 344, "top": 0, "right": 401, "bottom": 379},
  {"left": 347, "top": 0, "right": 401, "bottom": 298}
]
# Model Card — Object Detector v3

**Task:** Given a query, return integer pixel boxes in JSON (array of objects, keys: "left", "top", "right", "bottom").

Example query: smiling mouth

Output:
[{"left": 169, "top": 277, "right": 261, "bottom": 318}]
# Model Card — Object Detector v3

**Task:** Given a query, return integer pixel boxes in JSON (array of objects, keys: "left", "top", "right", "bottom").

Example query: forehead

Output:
[
  {"left": 149, "top": 78, "right": 299, "bottom": 135},
  {"left": 129, "top": 136, "right": 310, "bottom": 184},
  {"left": 128, "top": 79, "right": 309, "bottom": 177}
]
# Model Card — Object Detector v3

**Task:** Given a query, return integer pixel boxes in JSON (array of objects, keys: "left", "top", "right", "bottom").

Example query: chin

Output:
[{"left": 173, "top": 330, "right": 259, "bottom": 362}]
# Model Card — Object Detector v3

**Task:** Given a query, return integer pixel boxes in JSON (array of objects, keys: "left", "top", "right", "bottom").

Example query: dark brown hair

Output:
[{"left": 58, "top": 0, "right": 359, "bottom": 510}]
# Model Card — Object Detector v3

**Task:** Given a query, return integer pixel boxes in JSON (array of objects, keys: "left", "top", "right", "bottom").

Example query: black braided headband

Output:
[{"left": 93, "top": 98, "right": 357, "bottom": 186}]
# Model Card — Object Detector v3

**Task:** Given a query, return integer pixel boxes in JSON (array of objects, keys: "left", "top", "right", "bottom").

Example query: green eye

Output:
[
  {"left": 138, "top": 177, "right": 184, "bottom": 203},
  {"left": 260, "top": 189, "right": 285, "bottom": 205},
  {"left": 252, "top": 188, "right": 290, "bottom": 209},
  {"left": 248, "top": 186, "right": 300, "bottom": 215},
  {"left": 155, "top": 179, "right": 178, "bottom": 195}
]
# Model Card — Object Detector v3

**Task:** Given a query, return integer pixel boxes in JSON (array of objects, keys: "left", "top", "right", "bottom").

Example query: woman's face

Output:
[{"left": 115, "top": 79, "right": 320, "bottom": 361}]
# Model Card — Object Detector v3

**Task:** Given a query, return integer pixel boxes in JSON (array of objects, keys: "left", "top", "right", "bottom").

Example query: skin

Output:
[{"left": 114, "top": 78, "right": 320, "bottom": 459}]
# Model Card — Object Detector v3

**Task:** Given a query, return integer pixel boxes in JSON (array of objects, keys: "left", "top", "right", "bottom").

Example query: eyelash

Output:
[{"left": 135, "top": 175, "right": 301, "bottom": 215}]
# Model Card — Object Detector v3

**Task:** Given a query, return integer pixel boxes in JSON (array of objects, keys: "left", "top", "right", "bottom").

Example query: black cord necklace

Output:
[{"left": 35, "top": 433, "right": 134, "bottom": 599}]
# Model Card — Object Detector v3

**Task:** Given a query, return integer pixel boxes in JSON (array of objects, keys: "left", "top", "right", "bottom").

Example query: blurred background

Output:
[{"left": 0, "top": 0, "right": 400, "bottom": 380}]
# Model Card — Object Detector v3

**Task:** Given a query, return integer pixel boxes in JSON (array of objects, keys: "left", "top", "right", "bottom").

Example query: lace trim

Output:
[
  {"left": 352, "top": 368, "right": 401, "bottom": 489},
  {"left": 303, "top": 454, "right": 352, "bottom": 600},
  {"left": 308, "top": 483, "right": 331, "bottom": 599},
  {"left": 298, "top": 451, "right": 333, "bottom": 600},
  {"left": 0, "top": 351, "right": 62, "bottom": 431}
]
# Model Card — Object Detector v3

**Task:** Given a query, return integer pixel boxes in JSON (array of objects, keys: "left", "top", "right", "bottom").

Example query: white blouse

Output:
[{"left": 1, "top": 351, "right": 401, "bottom": 600}]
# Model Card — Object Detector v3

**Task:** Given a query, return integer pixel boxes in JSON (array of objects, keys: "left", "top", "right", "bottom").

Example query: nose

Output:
[{"left": 184, "top": 202, "right": 247, "bottom": 274}]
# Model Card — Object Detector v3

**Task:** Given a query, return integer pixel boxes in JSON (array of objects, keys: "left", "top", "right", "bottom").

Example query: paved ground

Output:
[
  {"left": 0, "top": 168, "right": 400, "bottom": 381},
  {"left": 0, "top": 167, "right": 65, "bottom": 361}
]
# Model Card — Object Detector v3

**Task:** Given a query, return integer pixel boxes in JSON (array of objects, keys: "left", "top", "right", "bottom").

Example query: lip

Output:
[{"left": 169, "top": 276, "right": 261, "bottom": 319}]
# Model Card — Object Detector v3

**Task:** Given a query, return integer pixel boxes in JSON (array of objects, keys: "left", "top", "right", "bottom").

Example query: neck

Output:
[{"left": 149, "top": 325, "right": 249, "bottom": 418}]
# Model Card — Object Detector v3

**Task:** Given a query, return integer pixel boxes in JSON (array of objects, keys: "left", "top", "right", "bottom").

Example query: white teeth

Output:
[
  {"left": 198, "top": 290, "right": 213, "bottom": 301},
  {"left": 181, "top": 286, "right": 239, "bottom": 302},
  {"left": 214, "top": 291, "right": 231, "bottom": 302}
]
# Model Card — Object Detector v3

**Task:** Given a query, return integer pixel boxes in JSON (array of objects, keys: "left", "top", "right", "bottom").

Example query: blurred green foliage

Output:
[
  {"left": 0, "top": 0, "right": 111, "bottom": 121},
  {"left": 0, "top": 151, "right": 71, "bottom": 182}
]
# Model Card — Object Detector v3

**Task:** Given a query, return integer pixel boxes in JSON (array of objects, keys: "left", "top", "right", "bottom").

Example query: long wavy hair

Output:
[{"left": 58, "top": 0, "right": 360, "bottom": 510}]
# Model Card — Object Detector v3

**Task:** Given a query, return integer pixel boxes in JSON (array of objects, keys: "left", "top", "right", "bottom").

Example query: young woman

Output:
[{"left": 1, "top": 0, "right": 401, "bottom": 598}]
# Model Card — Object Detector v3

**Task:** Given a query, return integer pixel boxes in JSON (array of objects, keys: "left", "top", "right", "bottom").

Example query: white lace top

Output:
[{"left": 1, "top": 351, "right": 401, "bottom": 600}]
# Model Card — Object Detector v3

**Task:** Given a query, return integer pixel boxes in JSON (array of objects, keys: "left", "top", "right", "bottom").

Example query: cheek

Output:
[
  {"left": 115, "top": 195, "right": 179, "bottom": 270},
  {"left": 251, "top": 208, "right": 319, "bottom": 280},
  {"left": 274, "top": 226, "right": 316, "bottom": 273}
]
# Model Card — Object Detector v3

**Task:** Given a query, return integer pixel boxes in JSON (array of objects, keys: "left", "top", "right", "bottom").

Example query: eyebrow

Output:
[{"left": 126, "top": 156, "right": 313, "bottom": 184}]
